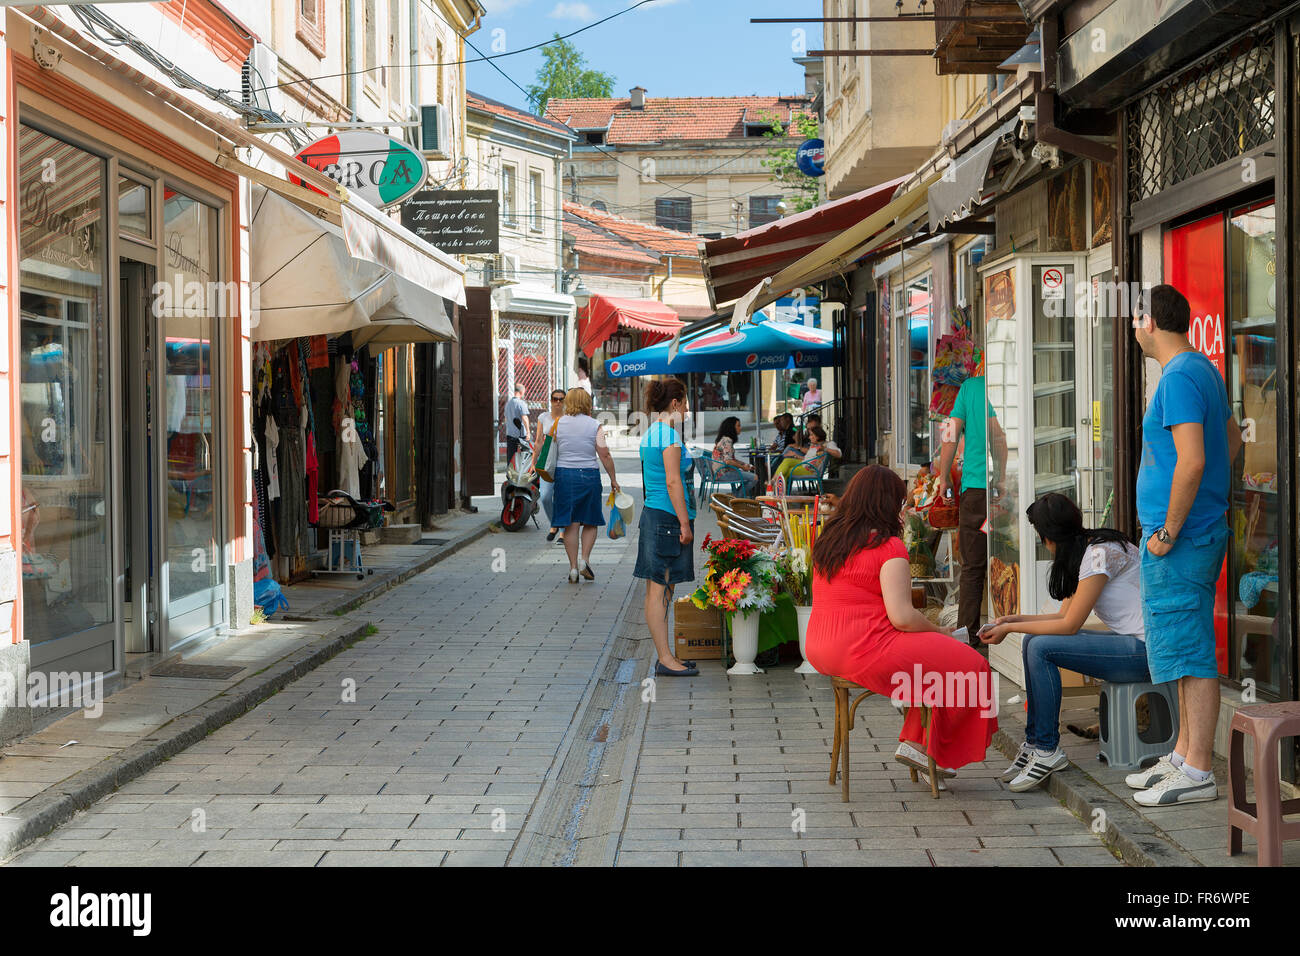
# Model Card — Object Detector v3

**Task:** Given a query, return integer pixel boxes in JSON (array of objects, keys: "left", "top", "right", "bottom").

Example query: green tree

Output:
[
  {"left": 527, "top": 35, "right": 616, "bottom": 117},
  {"left": 757, "top": 109, "right": 822, "bottom": 213}
]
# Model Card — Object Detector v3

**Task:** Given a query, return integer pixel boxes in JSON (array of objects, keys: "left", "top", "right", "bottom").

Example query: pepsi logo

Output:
[
  {"left": 745, "top": 353, "right": 759, "bottom": 368},
  {"left": 794, "top": 351, "right": 804, "bottom": 364},
  {"left": 609, "top": 361, "right": 621, "bottom": 375},
  {"left": 684, "top": 330, "right": 745, "bottom": 353}
]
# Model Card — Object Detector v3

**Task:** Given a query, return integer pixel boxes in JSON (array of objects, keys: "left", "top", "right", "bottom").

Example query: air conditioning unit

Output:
[
  {"left": 420, "top": 103, "right": 452, "bottom": 160},
  {"left": 241, "top": 42, "right": 279, "bottom": 113},
  {"left": 487, "top": 253, "right": 521, "bottom": 286}
]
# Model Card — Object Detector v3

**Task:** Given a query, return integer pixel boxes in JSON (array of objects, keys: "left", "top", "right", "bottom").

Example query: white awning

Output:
[
  {"left": 249, "top": 185, "right": 458, "bottom": 344},
  {"left": 491, "top": 283, "right": 576, "bottom": 318}
]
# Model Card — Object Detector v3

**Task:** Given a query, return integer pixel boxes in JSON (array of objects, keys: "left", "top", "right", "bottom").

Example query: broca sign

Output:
[{"left": 289, "top": 132, "right": 429, "bottom": 209}]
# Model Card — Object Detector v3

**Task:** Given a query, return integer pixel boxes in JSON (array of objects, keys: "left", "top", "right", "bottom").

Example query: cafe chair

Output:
[
  {"left": 829, "top": 676, "right": 941, "bottom": 801},
  {"left": 696, "top": 454, "right": 755, "bottom": 505},
  {"left": 787, "top": 451, "right": 831, "bottom": 496}
]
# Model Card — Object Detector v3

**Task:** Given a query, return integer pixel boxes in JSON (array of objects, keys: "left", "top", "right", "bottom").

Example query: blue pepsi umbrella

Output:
[{"left": 605, "top": 318, "right": 835, "bottom": 377}]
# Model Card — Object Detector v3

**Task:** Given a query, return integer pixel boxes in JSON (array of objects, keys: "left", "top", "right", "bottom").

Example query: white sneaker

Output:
[
  {"left": 1133, "top": 768, "right": 1218, "bottom": 807},
  {"left": 1008, "top": 748, "right": 1068, "bottom": 792},
  {"left": 1125, "top": 755, "right": 1178, "bottom": 790},
  {"left": 894, "top": 742, "right": 956, "bottom": 779},
  {"left": 1001, "top": 741, "right": 1034, "bottom": 781}
]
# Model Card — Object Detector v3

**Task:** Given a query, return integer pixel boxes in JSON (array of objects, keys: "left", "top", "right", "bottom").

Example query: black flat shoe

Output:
[
  {"left": 655, "top": 661, "right": 699, "bottom": 677},
  {"left": 546, "top": 529, "right": 558, "bottom": 542}
]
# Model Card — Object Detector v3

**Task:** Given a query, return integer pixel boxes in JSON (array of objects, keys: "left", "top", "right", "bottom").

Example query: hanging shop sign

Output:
[
  {"left": 400, "top": 189, "right": 500, "bottom": 255},
  {"left": 289, "top": 132, "right": 429, "bottom": 209},
  {"left": 796, "top": 139, "right": 825, "bottom": 177}
]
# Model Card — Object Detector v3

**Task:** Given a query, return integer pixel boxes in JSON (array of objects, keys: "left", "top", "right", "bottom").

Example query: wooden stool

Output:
[
  {"left": 828, "top": 676, "right": 941, "bottom": 801},
  {"left": 1228, "top": 702, "right": 1300, "bottom": 866}
]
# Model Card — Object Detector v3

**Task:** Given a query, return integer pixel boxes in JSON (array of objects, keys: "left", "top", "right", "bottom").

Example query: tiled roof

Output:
[
  {"left": 544, "top": 95, "right": 813, "bottom": 143},
  {"left": 564, "top": 215, "right": 660, "bottom": 266},
  {"left": 564, "top": 201, "right": 699, "bottom": 258},
  {"left": 467, "top": 91, "right": 574, "bottom": 138}
]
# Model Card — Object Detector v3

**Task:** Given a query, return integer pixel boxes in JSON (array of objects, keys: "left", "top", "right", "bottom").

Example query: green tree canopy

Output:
[
  {"left": 527, "top": 35, "right": 616, "bottom": 117},
  {"left": 757, "top": 109, "right": 822, "bottom": 214}
]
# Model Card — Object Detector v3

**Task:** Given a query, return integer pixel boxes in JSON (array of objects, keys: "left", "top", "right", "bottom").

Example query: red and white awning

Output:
[{"left": 578, "top": 294, "right": 684, "bottom": 356}]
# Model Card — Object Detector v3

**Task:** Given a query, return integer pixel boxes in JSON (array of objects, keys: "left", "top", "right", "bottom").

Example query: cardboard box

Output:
[{"left": 674, "top": 598, "right": 722, "bottom": 660}]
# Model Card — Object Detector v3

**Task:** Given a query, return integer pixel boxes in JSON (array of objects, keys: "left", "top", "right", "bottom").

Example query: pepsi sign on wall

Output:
[
  {"left": 796, "top": 139, "right": 825, "bottom": 177},
  {"left": 289, "top": 132, "right": 429, "bottom": 209}
]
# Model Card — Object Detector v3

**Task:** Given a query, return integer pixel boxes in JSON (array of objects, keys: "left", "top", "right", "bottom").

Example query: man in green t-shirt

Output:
[{"left": 938, "top": 374, "right": 987, "bottom": 648}]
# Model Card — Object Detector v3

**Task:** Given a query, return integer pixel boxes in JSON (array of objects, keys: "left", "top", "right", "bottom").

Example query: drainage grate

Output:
[
  {"left": 149, "top": 663, "right": 244, "bottom": 680},
  {"left": 418, "top": 537, "right": 449, "bottom": 546}
]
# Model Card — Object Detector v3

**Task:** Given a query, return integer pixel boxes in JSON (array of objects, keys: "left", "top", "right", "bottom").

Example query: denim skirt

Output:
[
  {"left": 552, "top": 467, "right": 605, "bottom": 527},
  {"left": 633, "top": 507, "right": 695, "bottom": 586}
]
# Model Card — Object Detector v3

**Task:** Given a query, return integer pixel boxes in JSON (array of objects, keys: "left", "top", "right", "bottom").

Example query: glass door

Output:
[
  {"left": 157, "top": 191, "right": 224, "bottom": 647},
  {"left": 1083, "top": 247, "right": 1117, "bottom": 529}
]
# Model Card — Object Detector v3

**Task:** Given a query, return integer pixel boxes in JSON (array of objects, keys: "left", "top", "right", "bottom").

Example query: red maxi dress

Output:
[{"left": 805, "top": 537, "right": 997, "bottom": 769}]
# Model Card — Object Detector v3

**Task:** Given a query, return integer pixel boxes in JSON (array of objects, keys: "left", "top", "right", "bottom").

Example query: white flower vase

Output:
[
  {"left": 794, "top": 604, "right": 818, "bottom": 675},
  {"left": 727, "top": 612, "right": 764, "bottom": 675}
]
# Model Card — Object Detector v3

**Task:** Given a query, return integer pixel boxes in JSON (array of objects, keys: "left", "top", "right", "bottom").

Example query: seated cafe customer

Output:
[
  {"left": 711, "top": 416, "right": 758, "bottom": 495},
  {"left": 806, "top": 466, "right": 997, "bottom": 781},
  {"left": 980, "top": 493, "right": 1148, "bottom": 791},
  {"left": 773, "top": 424, "right": 836, "bottom": 484}
]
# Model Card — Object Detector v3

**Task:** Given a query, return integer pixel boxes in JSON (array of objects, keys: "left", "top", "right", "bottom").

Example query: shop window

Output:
[
  {"left": 655, "top": 197, "right": 691, "bottom": 233},
  {"left": 895, "top": 274, "right": 933, "bottom": 467},
  {"left": 117, "top": 177, "right": 151, "bottom": 240},
  {"left": 749, "top": 196, "right": 782, "bottom": 228},
  {"left": 18, "top": 125, "right": 113, "bottom": 644},
  {"left": 387, "top": 0, "right": 403, "bottom": 109},
  {"left": 590, "top": 332, "right": 633, "bottom": 414},
  {"left": 382, "top": 345, "right": 416, "bottom": 506},
  {"left": 1228, "top": 201, "right": 1279, "bottom": 696},
  {"left": 363, "top": 0, "right": 379, "bottom": 101},
  {"left": 297, "top": 0, "right": 326, "bottom": 58}
]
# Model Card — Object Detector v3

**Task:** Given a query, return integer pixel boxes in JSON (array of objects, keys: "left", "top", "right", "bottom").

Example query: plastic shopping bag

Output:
[{"left": 607, "top": 491, "right": 626, "bottom": 539}]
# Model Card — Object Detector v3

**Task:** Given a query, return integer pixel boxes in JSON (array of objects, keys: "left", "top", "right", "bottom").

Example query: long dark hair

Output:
[
  {"left": 812, "top": 466, "right": 906, "bottom": 581},
  {"left": 1026, "top": 493, "right": 1132, "bottom": 601},
  {"left": 715, "top": 416, "right": 741, "bottom": 443}
]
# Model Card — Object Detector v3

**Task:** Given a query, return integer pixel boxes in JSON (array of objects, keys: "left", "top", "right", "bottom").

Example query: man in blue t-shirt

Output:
[{"left": 1129, "top": 284, "right": 1242, "bottom": 809}]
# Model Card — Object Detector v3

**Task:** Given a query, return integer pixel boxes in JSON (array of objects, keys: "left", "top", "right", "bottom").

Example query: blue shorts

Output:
[
  {"left": 633, "top": 507, "right": 695, "bottom": 586},
  {"left": 552, "top": 467, "right": 605, "bottom": 528},
  {"left": 1141, "top": 524, "right": 1228, "bottom": 683}
]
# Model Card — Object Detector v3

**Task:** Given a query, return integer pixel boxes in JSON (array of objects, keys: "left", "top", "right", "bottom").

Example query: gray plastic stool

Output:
[{"left": 1098, "top": 681, "right": 1180, "bottom": 770}]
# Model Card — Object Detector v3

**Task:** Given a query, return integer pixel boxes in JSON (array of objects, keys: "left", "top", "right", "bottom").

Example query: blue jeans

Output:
[
  {"left": 1022, "top": 630, "right": 1150, "bottom": 751},
  {"left": 540, "top": 477, "right": 555, "bottom": 527}
]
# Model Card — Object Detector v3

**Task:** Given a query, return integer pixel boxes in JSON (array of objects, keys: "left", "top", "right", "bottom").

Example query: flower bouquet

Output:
[{"left": 690, "top": 535, "right": 780, "bottom": 675}]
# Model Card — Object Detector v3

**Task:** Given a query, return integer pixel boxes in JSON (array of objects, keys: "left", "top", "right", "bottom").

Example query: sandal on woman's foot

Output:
[
  {"left": 579, "top": 562, "right": 594, "bottom": 581},
  {"left": 654, "top": 660, "right": 698, "bottom": 677},
  {"left": 567, "top": 568, "right": 579, "bottom": 584}
]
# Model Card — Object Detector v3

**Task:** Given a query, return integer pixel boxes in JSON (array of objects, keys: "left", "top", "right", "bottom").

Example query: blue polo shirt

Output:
[{"left": 1136, "top": 351, "right": 1231, "bottom": 537}]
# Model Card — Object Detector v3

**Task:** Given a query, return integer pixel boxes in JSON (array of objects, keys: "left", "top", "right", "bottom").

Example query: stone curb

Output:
[
  {"left": 296, "top": 517, "right": 496, "bottom": 618},
  {"left": 989, "top": 729, "right": 1199, "bottom": 867},
  {"left": 0, "top": 517, "right": 495, "bottom": 863}
]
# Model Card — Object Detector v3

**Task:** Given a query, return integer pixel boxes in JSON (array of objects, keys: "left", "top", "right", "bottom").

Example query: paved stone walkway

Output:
[{"left": 4, "top": 488, "right": 638, "bottom": 867}]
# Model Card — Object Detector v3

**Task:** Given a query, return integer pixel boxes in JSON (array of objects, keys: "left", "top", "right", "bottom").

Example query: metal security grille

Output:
[
  {"left": 1126, "top": 29, "right": 1275, "bottom": 206},
  {"left": 496, "top": 316, "right": 555, "bottom": 448}
]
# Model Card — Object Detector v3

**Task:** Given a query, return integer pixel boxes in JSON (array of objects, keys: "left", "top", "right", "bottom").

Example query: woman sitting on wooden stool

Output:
[{"left": 806, "top": 466, "right": 997, "bottom": 783}]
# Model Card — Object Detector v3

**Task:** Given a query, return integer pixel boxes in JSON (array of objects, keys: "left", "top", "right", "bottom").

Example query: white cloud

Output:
[{"left": 548, "top": 2, "right": 594, "bottom": 18}]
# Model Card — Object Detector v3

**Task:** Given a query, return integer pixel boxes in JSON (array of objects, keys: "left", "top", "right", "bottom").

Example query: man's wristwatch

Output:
[{"left": 1153, "top": 526, "right": 1173, "bottom": 544}]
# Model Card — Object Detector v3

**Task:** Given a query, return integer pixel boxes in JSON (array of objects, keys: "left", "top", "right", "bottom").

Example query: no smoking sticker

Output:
[{"left": 1041, "top": 267, "right": 1065, "bottom": 299}]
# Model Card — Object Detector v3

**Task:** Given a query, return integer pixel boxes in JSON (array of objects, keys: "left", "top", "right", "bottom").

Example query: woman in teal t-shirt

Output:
[{"left": 635, "top": 377, "right": 698, "bottom": 677}]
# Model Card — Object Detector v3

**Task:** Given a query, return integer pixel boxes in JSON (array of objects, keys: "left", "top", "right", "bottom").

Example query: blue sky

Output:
[{"left": 467, "top": 0, "right": 823, "bottom": 112}]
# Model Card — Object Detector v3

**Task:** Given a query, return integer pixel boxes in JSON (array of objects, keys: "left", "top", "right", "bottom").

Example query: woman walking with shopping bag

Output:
[
  {"left": 534, "top": 389, "right": 565, "bottom": 542},
  {"left": 553, "top": 387, "right": 620, "bottom": 582},
  {"left": 634, "top": 377, "right": 698, "bottom": 677}
]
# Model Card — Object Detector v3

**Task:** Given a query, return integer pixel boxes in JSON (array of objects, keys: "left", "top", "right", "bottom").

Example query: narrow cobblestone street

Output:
[{"left": 1, "top": 450, "right": 1114, "bottom": 867}]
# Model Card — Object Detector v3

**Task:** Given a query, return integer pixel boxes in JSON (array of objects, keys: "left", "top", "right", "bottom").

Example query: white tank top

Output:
[{"left": 556, "top": 414, "right": 602, "bottom": 468}]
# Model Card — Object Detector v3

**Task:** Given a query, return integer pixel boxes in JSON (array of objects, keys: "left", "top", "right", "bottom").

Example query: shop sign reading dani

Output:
[{"left": 289, "top": 132, "right": 429, "bottom": 208}]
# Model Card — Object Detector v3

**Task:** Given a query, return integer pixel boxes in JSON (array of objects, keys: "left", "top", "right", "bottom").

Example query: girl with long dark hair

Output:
[
  {"left": 806, "top": 466, "right": 997, "bottom": 779},
  {"left": 711, "top": 416, "right": 758, "bottom": 494},
  {"left": 981, "top": 493, "right": 1150, "bottom": 791}
]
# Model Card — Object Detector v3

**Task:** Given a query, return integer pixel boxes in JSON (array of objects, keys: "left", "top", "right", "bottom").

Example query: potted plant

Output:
[
  {"left": 777, "top": 544, "right": 817, "bottom": 674},
  {"left": 690, "top": 535, "right": 779, "bottom": 675}
]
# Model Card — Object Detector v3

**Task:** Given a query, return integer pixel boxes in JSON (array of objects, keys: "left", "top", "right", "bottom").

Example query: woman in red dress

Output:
[{"left": 807, "top": 466, "right": 997, "bottom": 774}]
